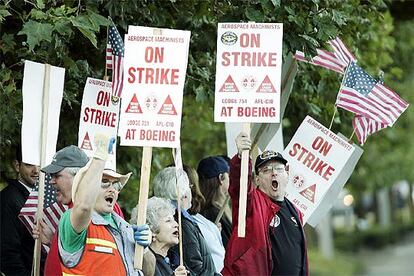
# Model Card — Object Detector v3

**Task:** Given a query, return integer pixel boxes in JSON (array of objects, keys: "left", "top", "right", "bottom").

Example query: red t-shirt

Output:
[{"left": 44, "top": 202, "right": 124, "bottom": 275}]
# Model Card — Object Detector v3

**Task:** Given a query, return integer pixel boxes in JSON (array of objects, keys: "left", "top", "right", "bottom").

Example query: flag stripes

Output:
[{"left": 328, "top": 37, "right": 356, "bottom": 66}]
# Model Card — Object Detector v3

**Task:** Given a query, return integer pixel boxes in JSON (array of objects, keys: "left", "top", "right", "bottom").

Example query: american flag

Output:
[
  {"left": 336, "top": 62, "right": 409, "bottom": 126},
  {"left": 106, "top": 43, "right": 113, "bottom": 69},
  {"left": 295, "top": 37, "right": 355, "bottom": 74},
  {"left": 18, "top": 174, "right": 67, "bottom": 250},
  {"left": 337, "top": 62, "right": 409, "bottom": 144},
  {"left": 328, "top": 37, "right": 356, "bottom": 66},
  {"left": 108, "top": 24, "right": 124, "bottom": 98},
  {"left": 352, "top": 115, "right": 388, "bottom": 145}
]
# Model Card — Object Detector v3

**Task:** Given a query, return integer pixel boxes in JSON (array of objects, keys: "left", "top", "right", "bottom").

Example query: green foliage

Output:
[{"left": 1, "top": 0, "right": 410, "bottom": 214}]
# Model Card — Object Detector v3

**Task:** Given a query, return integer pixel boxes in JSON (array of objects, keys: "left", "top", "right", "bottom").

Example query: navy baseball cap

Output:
[
  {"left": 41, "top": 145, "right": 89, "bottom": 174},
  {"left": 197, "top": 156, "right": 229, "bottom": 179},
  {"left": 255, "top": 150, "right": 287, "bottom": 174}
]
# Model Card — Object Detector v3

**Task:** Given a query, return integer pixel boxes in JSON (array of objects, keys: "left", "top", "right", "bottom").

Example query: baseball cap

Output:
[
  {"left": 41, "top": 145, "right": 89, "bottom": 174},
  {"left": 197, "top": 156, "right": 229, "bottom": 179},
  {"left": 255, "top": 150, "right": 287, "bottom": 174}
]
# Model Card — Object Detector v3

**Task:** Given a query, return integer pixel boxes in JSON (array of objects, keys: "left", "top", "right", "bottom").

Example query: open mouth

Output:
[
  {"left": 105, "top": 195, "right": 114, "bottom": 204},
  {"left": 173, "top": 230, "right": 179, "bottom": 237},
  {"left": 271, "top": 180, "right": 279, "bottom": 190}
]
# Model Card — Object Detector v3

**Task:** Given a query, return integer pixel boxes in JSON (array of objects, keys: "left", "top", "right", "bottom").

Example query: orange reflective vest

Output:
[{"left": 61, "top": 222, "right": 127, "bottom": 276}]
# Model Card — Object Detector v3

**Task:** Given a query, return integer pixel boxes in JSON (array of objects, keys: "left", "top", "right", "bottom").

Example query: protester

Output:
[
  {"left": 33, "top": 144, "right": 129, "bottom": 275},
  {"left": 136, "top": 196, "right": 188, "bottom": 276},
  {"left": 197, "top": 156, "right": 232, "bottom": 247},
  {"left": 57, "top": 135, "right": 150, "bottom": 275},
  {"left": 185, "top": 164, "right": 225, "bottom": 273},
  {"left": 222, "top": 132, "right": 308, "bottom": 276},
  {"left": 153, "top": 167, "right": 219, "bottom": 275},
  {"left": 0, "top": 145, "right": 45, "bottom": 276}
]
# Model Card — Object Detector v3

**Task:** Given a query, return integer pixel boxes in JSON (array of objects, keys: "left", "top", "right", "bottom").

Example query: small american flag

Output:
[
  {"left": 295, "top": 37, "right": 355, "bottom": 74},
  {"left": 352, "top": 115, "right": 387, "bottom": 145},
  {"left": 18, "top": 174, "right": 67, "bottom": 250},
  {"left": 336, "top": 62, "right": 409, "bottom": 126},
  {"left": 108, "top": 24, "right": 124, "bottom": 98},
  {"left": 106, "top": 43, "right": 113, "bottom": 70},
  {"left": 328, "top": 37, "right": 356, "bottom": 66},
  {"left": 337, "top": 62, "right": 409, "bottom": 144}
]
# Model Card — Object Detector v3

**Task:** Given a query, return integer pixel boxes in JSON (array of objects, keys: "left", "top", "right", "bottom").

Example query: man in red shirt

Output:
[{"left": 222, "top": 132, "right": 309, "bottom": 276}]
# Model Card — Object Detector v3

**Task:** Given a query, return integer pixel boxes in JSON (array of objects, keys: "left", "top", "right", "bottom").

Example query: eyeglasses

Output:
[
  {"left": 101, "top": 179, "right": 123, "bottom": 191},
  {"left": 258, "top": 165, "right": 286, "bottom": 174}
]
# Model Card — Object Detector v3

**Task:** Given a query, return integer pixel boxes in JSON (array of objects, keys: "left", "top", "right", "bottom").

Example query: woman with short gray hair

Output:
[
  {"left": 153, "top": 167, "right": 218, "bottom": 275},
  {"left": 145, "top": 197, "right": 187, "bottom": 276}
]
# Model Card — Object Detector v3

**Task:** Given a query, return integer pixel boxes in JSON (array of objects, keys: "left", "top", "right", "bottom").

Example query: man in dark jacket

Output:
[
  {"left": 222, "top": 132, "right": 308, "bottom": 276},
  {"left": 0, "top": 146, "right": 45, "bottom": 276}
]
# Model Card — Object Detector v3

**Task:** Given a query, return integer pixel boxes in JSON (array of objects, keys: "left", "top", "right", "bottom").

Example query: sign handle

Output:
[
  {"left": 214, "top": 196, "right": 230, "bottom": 225},
  {"left": 32, "top": 64, "right": 51, "bottom": 276},
  {"left": 237, "top": 122, "right": 250, "bottom": 237},
  {"left": 134, "top": 146, "right": 152, "bottom": 270}
]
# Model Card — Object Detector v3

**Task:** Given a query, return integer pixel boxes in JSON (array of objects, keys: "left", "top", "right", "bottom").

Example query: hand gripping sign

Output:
[
  {"left": 119, "top": 26, "right": 191, "bottom": 269},
  {"left": 78, "top": 77, "right": 120, "bottom": 170},
  {"left": 215, "top": 22, "right": 283, "bottom": 237},
  {"left": 283, "top": 116, "right": 360, "bottom": 224}
]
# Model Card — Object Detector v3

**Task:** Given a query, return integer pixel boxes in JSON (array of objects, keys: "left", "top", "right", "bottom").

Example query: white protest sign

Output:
[
  {"left": 225, "top": 53, "right": 296, "bottom": 157},
  {"left": 306, "top": 133, "right": 363, "bottom": 227},
  {"left": 215, "top": 22, "right": 283, "bottom": 123},
  {"left": 283, "top": 116, "right": 355, "bottom": 223},
  {"left": 78, "top": 77, "right": 120, "bottom": 170},
  {"left": 22, "top": 60, "right": 65, "bottom": 166},
  {"left": 119, "top": 26, "right": 191, "bottom": 148}
]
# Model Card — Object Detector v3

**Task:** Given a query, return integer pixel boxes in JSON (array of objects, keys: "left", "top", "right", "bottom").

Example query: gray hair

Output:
[
  {"left": 153, "top": 167, "right": 190, "bottom": 201},
  {"left": 146, "top": 197, "right": 175, "bottom": 234},
  {"left": 64, "top": 167, "right": 82, "bottom": 177}
]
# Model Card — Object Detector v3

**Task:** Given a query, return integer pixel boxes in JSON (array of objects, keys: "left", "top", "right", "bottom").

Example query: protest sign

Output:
[
  {"left": 78, "top": 77, "right": 119, "bottom": 170},
  {"left": 306, "top": 133, "right": 363, "bottom": 227},
  {"left": 119, "top": 26, "right": 191, "bottom": 269},
  {"left": 225, "top": 53, "right": 297, "bottom": 157},
  {"left": 22, "top": 60, "right": 65, "bottom": 165},
  {"left": 283, "top": 116, "right": 355, "bottom": 223},
  {"left": 22, "top": 60, "right": 65, "bottom": 275},
  {"left": 216, "top": 22, "right": 283, "bottom": 237},
  {"left": 119, "top": 26, "right": 191, "bottom": 148},
  {"left": 215, "top": 22, "right": 283, "bottom": 123}
]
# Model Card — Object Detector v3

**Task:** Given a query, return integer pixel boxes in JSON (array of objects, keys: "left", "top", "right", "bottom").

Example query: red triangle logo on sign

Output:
[
  {"left": 158, "top": 95, "right": 177, "bottom": 115},
  {"left": 256, "top": 75, "right": 276, "bottom": 93},
  {"left": 125, "top": 94, "right": 143, "bottom": 113},
  {"left": 81, "top": 132, "right": 93, "bottom": 151},
  {"left": 219, "top": 75, "right": 239, "bottom": 92},
  {"left": 299, "top": 184, "right": 316, "bottom": 203}
]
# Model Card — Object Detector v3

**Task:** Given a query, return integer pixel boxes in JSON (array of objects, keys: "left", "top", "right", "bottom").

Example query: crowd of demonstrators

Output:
[
  {"left": 141, "top": 196, "right": 187, "bottom": 276},
  {"left": 197, "top": 156, "right": 232, "bottom": 248},
  {"left": 2, "top": 135, "right": 309, "bottom": 276},
  {"left": 0, "top": 146, "right": 45, "bottom": 276},
  {"left": 184, "top": 164, "right": 225, "bottom": 273},
  {"left": 222, "top": 132, "right": 309, "bottom": 276},
  {"left": 153, "top": 167, "right": 219, "bottom": 275}
]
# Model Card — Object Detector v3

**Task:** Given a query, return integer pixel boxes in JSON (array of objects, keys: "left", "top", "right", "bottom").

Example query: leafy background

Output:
[{"left": 1, "top": 0, "right": 412, "bottom": 216}]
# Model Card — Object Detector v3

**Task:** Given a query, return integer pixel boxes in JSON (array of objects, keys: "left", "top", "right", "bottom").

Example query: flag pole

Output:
[
  {"left": 348, "top": 129, "right": 355, "bottom": 141},
  {"left": 104, "top": 23, "right": 109, "bottom": 80},
  {"left": 328, "top": 106, "right": 337, "bottom": 130}
]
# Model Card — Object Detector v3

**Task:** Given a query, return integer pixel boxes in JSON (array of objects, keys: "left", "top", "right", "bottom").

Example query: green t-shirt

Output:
[{"left": 59, "top": 209, "right": 118, "bottom": 253}]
